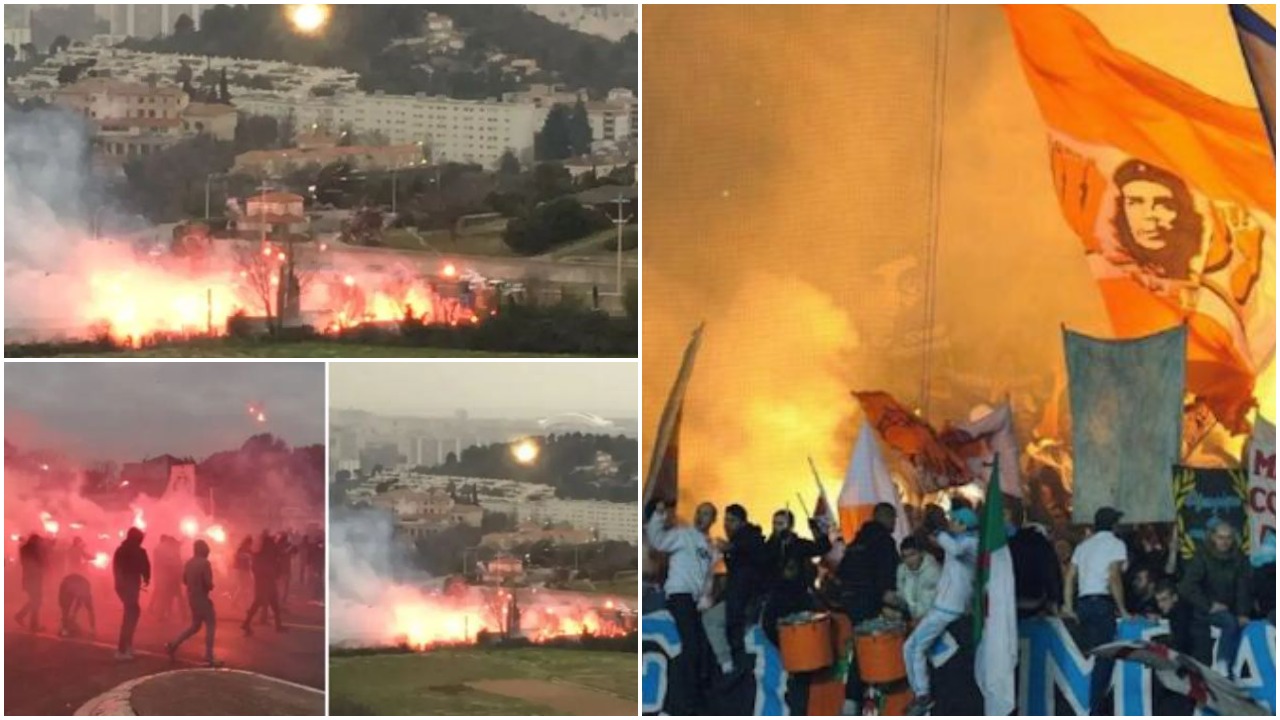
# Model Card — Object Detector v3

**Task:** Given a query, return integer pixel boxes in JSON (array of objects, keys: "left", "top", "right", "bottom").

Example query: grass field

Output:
[
  {"left": 329, "top": 647, "right": 636, "bottom": 715},
  {"left": 564, "top": 578, "right": 638, "bottom": 596},
  {"left": 14, "top": 340, "right": 570, "bottom": 358},
  {"left": 380, "top": 228, "right": 514, "bottom": 257}
]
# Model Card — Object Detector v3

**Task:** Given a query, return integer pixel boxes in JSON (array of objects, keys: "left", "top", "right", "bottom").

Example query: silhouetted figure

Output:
[
  {"left": 15, "top": 535, "right": 47, "bottom": 632},
  {"left": 242, "top": 534, "right": 285, "bottom": 635},
  {"left": 58, "top": 573, "right": 95, "bottom": 638},
  {"left": 166, "top": 540, "right": 222, "bottom": 667},
  {"left": 112, "top": 527, "right": 151, "bottom": 660}
]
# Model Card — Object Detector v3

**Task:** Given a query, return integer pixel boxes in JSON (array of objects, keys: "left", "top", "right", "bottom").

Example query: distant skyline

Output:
[
  {"left": 5, "top": 363, "right": 324, "bottom": 461},
  {"left": 330, "top": 362, "right": 637, "bottom": 419}
]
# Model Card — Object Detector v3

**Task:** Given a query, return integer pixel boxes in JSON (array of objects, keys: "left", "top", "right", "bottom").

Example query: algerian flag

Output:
[{"left": 974, "top": 457, "right": 1017, "bottom": 715}]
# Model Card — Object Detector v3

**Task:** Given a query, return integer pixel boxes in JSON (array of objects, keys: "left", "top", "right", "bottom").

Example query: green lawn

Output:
[
  {"left": 380, "top": 228, "right": 514, "bottom": 257},
  {"left": 16, "top": 340, "right": 571, "bottom": 358},
  {"left": 564, "top": 578, "right": 639, "bottom": 596},
  {"left": 329, "top": 647, "right": 636, "bottom": 715}
]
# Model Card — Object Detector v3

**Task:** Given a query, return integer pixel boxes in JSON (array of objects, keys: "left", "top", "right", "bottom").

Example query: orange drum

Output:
[
  {"left": 830, "top": 611, "right": 855, "bottom": 660},
  {"left": 778, "top": 612, "right": 834, "bottom": 673},
  {"left": 854, "top": 619, "right": 907, "bottom": 684}
]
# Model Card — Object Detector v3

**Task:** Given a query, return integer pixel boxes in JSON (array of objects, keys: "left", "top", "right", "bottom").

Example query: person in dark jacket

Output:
[
  {"left": 1152, "top": 579, "right": 1195, "bottom": 654},
  {"left": 761, "top": 509, "right": 832, "bottom": 645},
  {"left": 112, "top": 527, "right": 151, "bottom": 660},
  {"left": 1178, "top": 520, "right": 1251, "bottom": 678},
  {"left": 242, "top": 533, "right": 285, "bottom": 635},
  {"left": 58, "top": 572, "right": 95, "bottom": 638},
  {"left": 720, "top": 504, "right": 767, "bottom": 666},
  {"left": 838, "top": 503, "right": 900, "bottom": 622},
  {"left": 15, "top": 534, "right": 47, "bottom": 632},
  {"left": 837, "top": 503, "right": 900, "bottom": 704},
  {"left": 1007, "top": 502, "right": 1063, "bottom": 618}
]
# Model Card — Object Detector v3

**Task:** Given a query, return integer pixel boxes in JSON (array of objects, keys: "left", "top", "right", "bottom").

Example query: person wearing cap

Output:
[
  {"left": 1063, "top": 506, "right": 1129, "bottom": 715},
  {"left": 903, "top": 506, "right": 979, "bottom": 715},
  {"left": 1178, "top": 519, "right": 1251, "bottom": 679}
]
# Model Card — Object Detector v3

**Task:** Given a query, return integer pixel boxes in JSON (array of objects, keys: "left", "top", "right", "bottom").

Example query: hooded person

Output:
[
  {"left": 166, "top": 539, "right": 223, "bottom": 667},
  {"left": 902, "top": 506, "right": 979, "bottom": 715},
  {"left": 112, "top": 527, "right": 151, "bottom": 660},
  {"left": 243, "top": 533, "right": 286, "bottom": 635},
  {"left": 15, "top": 534, "right": 48, "bottom": 632},
  {"left": 719, "top": 503, "right": 767, "bottom": 667},
  {"left": 58, "top": 572, "right": 95, "bottom": 638}
]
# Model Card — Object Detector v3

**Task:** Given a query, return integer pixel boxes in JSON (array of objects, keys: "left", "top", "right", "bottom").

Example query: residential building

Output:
[
  {"left": 233, "top": 142, "right": 425, "bottom": 176},
  {"left": 520, "top": 499, "right": 635, "bottom": 543},
  {"left": 181, "top": 101, "right": 237, "bottom": 141}
]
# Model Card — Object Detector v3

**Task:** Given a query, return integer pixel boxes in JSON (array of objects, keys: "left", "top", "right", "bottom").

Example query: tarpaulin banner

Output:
[{"left": 1066, "top": 326, "right": 1185, "bottom": 523}]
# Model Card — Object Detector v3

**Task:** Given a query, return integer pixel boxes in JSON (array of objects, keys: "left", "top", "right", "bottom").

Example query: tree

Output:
[
  {"left": 234, "top": 245, "right": 279, "bottom": 328},
  {"left": 175, "top": 61, "right": 193, "bottom": 85},
  {"left": 569, "top": 100, "right": 593, "bottom": 157},
  {"left": 49, "top": 35, "right": 71, "bottom": 56},
  {"left": 534, "top": 104, "right": 574, "bottom": 161},
  {"left": 218, "top": 68, "right": 230, "bottom": 104},
  {"left": 19, "top": 43, "right": 37, "bottom": 62},
  {"left": 234, "top": 114, "right": 280, "bottom": 152},
  {"left": 56, "top": 64, "right": 83, "bottom": 86},
  {"left": 497, "top": 150, "right": 521, "bottom": 176},
  {"left": 174, "top": 13, "right": 195, "bottom": 36},
  {"left": 503, "top": 197, "right": 610, "bottom": 255}
]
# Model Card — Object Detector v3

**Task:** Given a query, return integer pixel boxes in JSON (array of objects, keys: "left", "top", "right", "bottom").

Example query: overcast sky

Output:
[
  {"left": 5, "top": 363, "right": 325, "bottom": 461},
  {"left": 330, "top": 362, "right": 637, "bottom": 418}
]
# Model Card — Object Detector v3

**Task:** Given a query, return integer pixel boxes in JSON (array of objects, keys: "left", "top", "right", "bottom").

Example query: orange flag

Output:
[
  {"left": 853, "top": 391, "right": 971, "bottom": 493},
  {"left": 1005, "top": 5, "right": 1275, "bottom": 432}
]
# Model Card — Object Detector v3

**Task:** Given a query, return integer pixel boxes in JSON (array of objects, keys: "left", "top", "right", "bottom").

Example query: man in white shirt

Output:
[
  {"left": 894, "top": 536, "right": 941, "bottom": 621},
  {"left": 1063, "top": 506, "right": 1129, "bottom": 716},
  {"left": 904, "top": 507, "right": 979, "bottom": 715},
  {"left": 646, "top": 500, "right": 717, "bottom": 715}
]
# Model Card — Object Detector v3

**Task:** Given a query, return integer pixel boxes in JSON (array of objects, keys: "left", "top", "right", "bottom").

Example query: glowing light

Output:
[
  {"left": 256, "top": 412, "right": 266, "bottom": 423},
  {"left": 262, "top": 245, "right": 273, "bottom": 257},
  {"left": 40, "top": 463, "right": 50, "bottom": 471},
  {"left": 442, "top": 263, "right": 457, "bottom": 278},
  {"left": 132, "top": 507, "right": 146, "bottom": 531},
  {"left": 40, "top": 511, "right": 59, "bottom": 535},
  {"left": 69, "top": 522, "right": 84, "bottom": 530},
  {"left": 512, "top": 439, "right": 539, "bottom": 465},
  {"left": 180, "top": 517, "right": 199, "bottom": 539},
  {"left": 206, "top": 524, "right": 227, "bottom": 544},
  {"left": 343, "top": 275, "right": 356, "bottom": 287},
  {"left": 91, "top": 552, "right": 109, "bottom": 569},
  {"left": 287, "top": 4, "right": 330, "bottom": 34},
  {"left": 9, "top": 534, "right": 19, "bottom": 542},
  {"left": 277, "top": 252, "right": 287, "bottom": 262}
]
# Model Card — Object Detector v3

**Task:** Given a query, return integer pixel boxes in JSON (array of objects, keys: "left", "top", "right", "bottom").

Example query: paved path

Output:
[{"left": 76, "top": 668, "right": 324, "bottom": 716}]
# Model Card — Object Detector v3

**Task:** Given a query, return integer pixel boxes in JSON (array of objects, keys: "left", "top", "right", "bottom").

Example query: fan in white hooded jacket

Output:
[{"left": 646, "top": 505, "right": 715, "bottom": 602}]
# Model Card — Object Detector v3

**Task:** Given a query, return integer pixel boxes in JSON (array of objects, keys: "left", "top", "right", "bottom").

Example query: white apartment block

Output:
[
  {"left": 234, "top": 92, "right": 543, "bottom": 168},
  {"left": 520, "top": 499, "right": 636, "bottom": 543},
  {"left": 96, "top": 5, "right": 204, "bottom": 38}
]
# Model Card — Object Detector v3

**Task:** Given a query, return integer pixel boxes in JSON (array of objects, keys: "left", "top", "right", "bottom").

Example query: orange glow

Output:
[
  {"left": 40, "top": 511, "right": 59, "bottom": 536},
  {"left": 132, "top": 507, "right": 146, "bottom": 531},
  {"left": 343, "top": 275, "right": 356, "bottom": 287},
  {"left": 205, "top": 524, "right": 227, "bottom": 544},
  {"left": 512, "top": 439, "right": 539, "bottom": 464},
  {"left": 180, "top": 516, "right": 199, "bottom": 539},
  {"left": 442, "top": 263, "right": 457, "bottom": 278},
  {"left": 287, "top": 4, "right": 330, "bottom": 34}
]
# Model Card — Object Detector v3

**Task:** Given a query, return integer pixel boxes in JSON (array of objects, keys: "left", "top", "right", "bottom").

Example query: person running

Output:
[
  {"left": 242, "top": 533, "right": 285, "bottom": 635},
  {"left": 166, "top": 540, "right": 223, "bottom": 667},
  {"left": 232, "top": 536, "right": 254, "bottom": 607},
  {"left": 112, "top": 527, "right": 151, "bottom": 660},
  {"left": 14, "top": 534, "right": 47, "bottom": 632},
  {"left": 58, "top": 572, "right": 95, "bottom": 638},
  {"left": 903, "top": 507, "right": 979, "bottom": 716}
]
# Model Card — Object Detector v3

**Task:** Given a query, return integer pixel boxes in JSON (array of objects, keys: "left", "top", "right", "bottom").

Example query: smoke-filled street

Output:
[{"left": 5, "top": 362, "right": 327, "bottom": 715}]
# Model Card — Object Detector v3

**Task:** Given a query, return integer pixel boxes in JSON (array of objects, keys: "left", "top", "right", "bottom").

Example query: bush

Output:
[{"left": 502, "top": 198, "right": 610, "bottom": 255}]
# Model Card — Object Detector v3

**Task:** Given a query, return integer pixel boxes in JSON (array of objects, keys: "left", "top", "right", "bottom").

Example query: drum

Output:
[
  {"left": 778, "top": 611, "right": 834, "bottom": 673},
  {"left": 854, "top": 619, "right": 907, "bottom": 684}
]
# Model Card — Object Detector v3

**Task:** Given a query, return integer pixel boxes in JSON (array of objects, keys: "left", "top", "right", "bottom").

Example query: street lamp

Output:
[
  {"left": 204, "top": 171, "right": 227, "bottom": 220},
  {"left": 611, "top": 191, "right": 634, "bottom": 295}
]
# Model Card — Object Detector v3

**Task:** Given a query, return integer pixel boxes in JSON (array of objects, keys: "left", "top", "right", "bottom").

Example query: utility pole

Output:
[{"left": 611, "top": 192, "right": 633, "bottom": 296}]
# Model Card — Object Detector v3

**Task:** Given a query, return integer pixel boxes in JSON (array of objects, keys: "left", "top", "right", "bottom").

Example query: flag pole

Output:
[{"left": 642, "top": 322, "right": 706, "bottom": 507}]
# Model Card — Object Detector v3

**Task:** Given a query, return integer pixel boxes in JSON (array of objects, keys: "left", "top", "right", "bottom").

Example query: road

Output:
[{"left": 4, "top": 588, "right": 325, "bottom": 716}]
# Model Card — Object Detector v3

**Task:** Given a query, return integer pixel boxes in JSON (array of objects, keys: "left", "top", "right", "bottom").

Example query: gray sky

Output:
[
  {"left": 330, "top": 362, "right": 637, "bottom": 418},
  {"left": 5, "top": 362, "right": 325, "bottom": 461}
]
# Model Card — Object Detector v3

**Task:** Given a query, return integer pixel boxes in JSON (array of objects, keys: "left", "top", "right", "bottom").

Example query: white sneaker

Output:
[{"left": 114, "top": 651, "right": 134, "bottom": 661}]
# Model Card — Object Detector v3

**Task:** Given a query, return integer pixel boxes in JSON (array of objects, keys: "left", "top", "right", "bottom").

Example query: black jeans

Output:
[
  {"left": 1077, "top": 595, "right": 1117, "bottom": 715},
  {"left": 665, "top": 592, "right": 705, "bottom": 715},
  {"left": 117, "top": 585, "right": 141, "bottom": 653}
]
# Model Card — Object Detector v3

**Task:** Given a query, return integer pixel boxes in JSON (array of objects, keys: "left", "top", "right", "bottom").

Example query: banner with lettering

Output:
[
  {"left": 1172, "top": 466, "right": 1249, "bottom": 559},
  {"left": 1247, "top": 418, "right": 1276, "bottom": 566}
]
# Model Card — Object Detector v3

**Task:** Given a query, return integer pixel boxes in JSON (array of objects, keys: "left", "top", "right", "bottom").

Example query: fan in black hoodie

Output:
[
  {"left": 720, "top": 504, "right": 767, "bottom": 666},
  {"left": 112, "top": 527, "right": 151, "bottom": 659}
]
